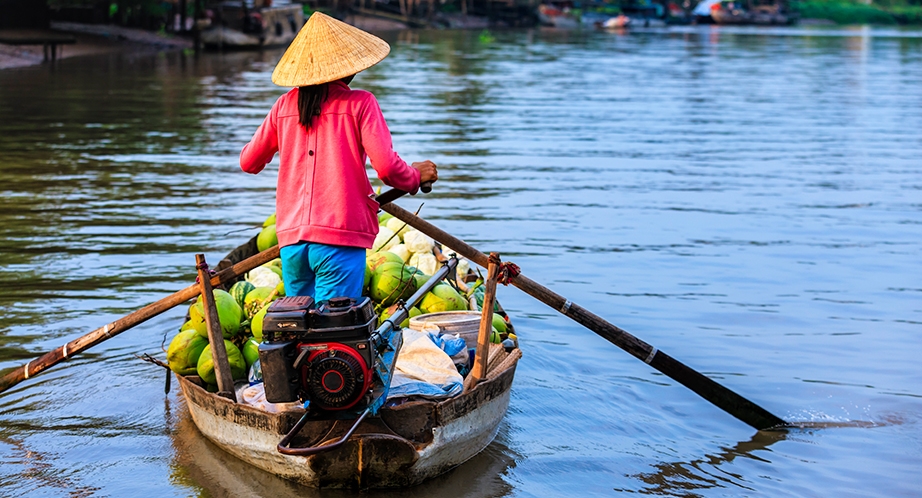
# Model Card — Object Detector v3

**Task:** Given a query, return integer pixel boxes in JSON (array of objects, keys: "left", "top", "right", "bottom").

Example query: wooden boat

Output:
[
  {"left": 200, "top": 2, "right": 304, "bottom": 49},
  {"left": 175, "top": 236, "right": 522, "bottom": 488},
  {"left": 537, "top": 3, "right": 581, "bottom": 28}
]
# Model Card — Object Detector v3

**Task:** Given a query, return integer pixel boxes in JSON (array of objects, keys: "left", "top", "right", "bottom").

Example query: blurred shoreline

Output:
[
  {"left": 0, "top": 14, "right": 481, "bottom": 71},
  {"left": 0, "top": 22, "right": 192, "bottom": 70}
]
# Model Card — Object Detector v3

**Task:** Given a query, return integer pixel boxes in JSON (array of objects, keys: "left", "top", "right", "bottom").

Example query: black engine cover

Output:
[{"left": 259, "top": 296, "right": 379, "bottom": 408}]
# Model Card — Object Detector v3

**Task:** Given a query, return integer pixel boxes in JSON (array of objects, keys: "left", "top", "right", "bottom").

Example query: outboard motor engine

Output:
[
  {"left": 262, "top": 256, "right": 458, "bottom": 457},
  {"left": 259, "top": 296, "right": 378, "bottom": 411}
]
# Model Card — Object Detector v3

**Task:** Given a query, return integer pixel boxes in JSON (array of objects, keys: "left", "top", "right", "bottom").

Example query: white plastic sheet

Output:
[{"left": 387, "top": 329, "right": 463, "bottom": 400}]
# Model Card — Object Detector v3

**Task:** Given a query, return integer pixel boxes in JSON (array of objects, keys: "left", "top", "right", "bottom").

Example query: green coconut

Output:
[
  {"left": 413, "top": 272, "right": 431, "bottom": 290},
  {"left": 257, "top": 224, "right": 278, "bottom": 251},
  {"left": 244, "top": 286, "right": 278, "bottom": 317},
  {"left": 263, "top": 212, "right": 276, "bottom": 227},
  {"left": 228, "top": 280, "right": 256, "bottom": 310},
  {"left": 378, "top": 212, "right": 393, "bottom": 225},
  {"left": 167, "top": 330, "right": 210, "bottom": 375},
  {"left": 242, "top": 337, "right": 260, "bottom": 369},
  {"left": 188, "top": 301, "right": 205, "bottom": 333},
  {"left": 363, "top": 264, "right": 372, "bottom": 294},
  {"left": 366, "top": 251, "right": 403, "bottom": 272},
  {"left": 370, "top": 262, "right": 417, "bottom": 307},
  {"left": 492, "top": 314, "right": 507, "bottom": 333},
  {"left": 251, "top": 304, "right": 269, "bottom": 342},
  {"left": 418, "top": 283, "right": 468, "bottom": 314},
  {"left": 197, "top": 340, "right": 247, "bottom": 384},
  {"left": 190, "top": 290, "right": 243, "bottom": 339},
  {"left": 378, "top": 304, "right": 422, "bottom": 328}
]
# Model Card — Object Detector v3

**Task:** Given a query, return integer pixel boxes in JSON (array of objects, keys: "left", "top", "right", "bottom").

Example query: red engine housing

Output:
[{"left": 298, "top": 343, "right": 373, "bottom": 411}]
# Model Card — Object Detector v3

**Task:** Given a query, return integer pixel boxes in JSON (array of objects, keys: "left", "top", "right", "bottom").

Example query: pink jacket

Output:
[{"left": 240, "top": 81, "right": 421, "bottom": 248}]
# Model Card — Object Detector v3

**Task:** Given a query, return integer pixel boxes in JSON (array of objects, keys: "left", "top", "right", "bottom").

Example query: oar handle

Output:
[
  {"left": 378, "top": 202, "right": 788, "bottom": 431},
  {"left": 375, "top": 182, "right": 433, "bottom": 207}
]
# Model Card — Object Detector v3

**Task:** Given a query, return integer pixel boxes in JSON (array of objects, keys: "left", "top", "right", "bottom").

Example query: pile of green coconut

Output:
[{"left": 166, "top": 212, "right": 512, "bottom": 392}]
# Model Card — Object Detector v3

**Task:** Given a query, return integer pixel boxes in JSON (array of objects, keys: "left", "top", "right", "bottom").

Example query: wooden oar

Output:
[
  {"left": 0, "top": 246, "right": 280, "bottom": 395},
  {"left": 0, "top": 186, "right": 424, "bottom": 396},
  {"left": 379, "top": 201, "right": 788, "bottom": 431}
]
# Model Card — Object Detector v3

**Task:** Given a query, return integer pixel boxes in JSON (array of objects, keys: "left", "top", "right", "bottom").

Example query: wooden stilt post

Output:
[
  {"left": 196, "top": 254, "right": 237, "bottom": 402},
  {"left": 470, "top": 253, "right": 500, "bottom": 387}
]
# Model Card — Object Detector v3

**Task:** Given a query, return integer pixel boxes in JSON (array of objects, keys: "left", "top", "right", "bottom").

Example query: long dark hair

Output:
[{"left": 297, "top": 75, "right": 355, "bottom": 130}]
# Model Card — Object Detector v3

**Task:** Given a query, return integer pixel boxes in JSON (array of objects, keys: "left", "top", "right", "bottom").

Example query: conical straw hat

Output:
[{"left": 272, "top": 12, "right": 390, "bottom": 87}]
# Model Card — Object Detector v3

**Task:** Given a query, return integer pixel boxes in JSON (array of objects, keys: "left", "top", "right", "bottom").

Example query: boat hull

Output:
[
  {"left": 177, "top": 348, "right": 521, "bottom": 488},
  {"left": 537, "top": 5, "right": 581, "bottom": 28},
  {"left": 201, "top": 5, "right": 304, "bottom": 49}
]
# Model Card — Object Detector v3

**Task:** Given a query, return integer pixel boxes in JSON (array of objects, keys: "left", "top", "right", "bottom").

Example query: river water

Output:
[{"left": 0, "top": 25, "right": 920, "bottom": 497}]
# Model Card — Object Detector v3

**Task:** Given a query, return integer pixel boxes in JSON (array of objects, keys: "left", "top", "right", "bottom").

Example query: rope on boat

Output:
[
  {"left": 488, "top": 253, "right": 520, "bottom": 286},
  {"left": 194, "top": 262, "right": 216, "bottom": 284}
]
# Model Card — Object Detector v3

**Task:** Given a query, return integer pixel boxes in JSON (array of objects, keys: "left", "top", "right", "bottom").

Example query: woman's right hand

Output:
[{"left": 412, "top": 160, "right": 439, "bottom": 185}]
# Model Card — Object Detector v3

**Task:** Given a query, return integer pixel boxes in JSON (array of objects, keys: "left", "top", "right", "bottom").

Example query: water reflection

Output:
[
  {"left": 626, "top": 431, "right": 787, "bottom": 495},
  {"left": 0, "top": 434, "right": 101, "bottom": 495}
]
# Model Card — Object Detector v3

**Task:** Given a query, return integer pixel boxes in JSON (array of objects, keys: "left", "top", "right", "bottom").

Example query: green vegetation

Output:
[
  {"left": 49, "top": 0, "right": 184, "bottom": 30},
  {"left": 792, "top": 0, "right": 922, "bottom": 24}
]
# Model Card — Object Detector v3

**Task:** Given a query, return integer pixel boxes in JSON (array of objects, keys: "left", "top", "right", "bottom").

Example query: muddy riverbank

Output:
[{"left": 0, "top": 22, "right": 191, "bottom": 70}]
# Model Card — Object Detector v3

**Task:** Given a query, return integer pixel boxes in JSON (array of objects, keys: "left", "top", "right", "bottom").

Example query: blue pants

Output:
[{"left": 279, "top": 242, "right": 366, "bottom": 303}]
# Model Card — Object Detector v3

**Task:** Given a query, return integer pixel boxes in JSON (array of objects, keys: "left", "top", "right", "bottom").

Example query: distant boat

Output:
[
  {"left": 200, "top": 1, "right": 304, "bottom": 49},
  {"left": 537, "top": 3, "right": 581, "bottom": 28},
  {"left": 693, "top": 0, "right": 722, "bottom": 23},
  {"left": 601, "top": 14, "right": 632, "bottom": 29}
]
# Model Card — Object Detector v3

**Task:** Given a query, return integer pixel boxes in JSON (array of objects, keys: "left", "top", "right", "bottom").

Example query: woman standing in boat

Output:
[{"left": 240, "top": 12, "right": 437, "bottom": 302}]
